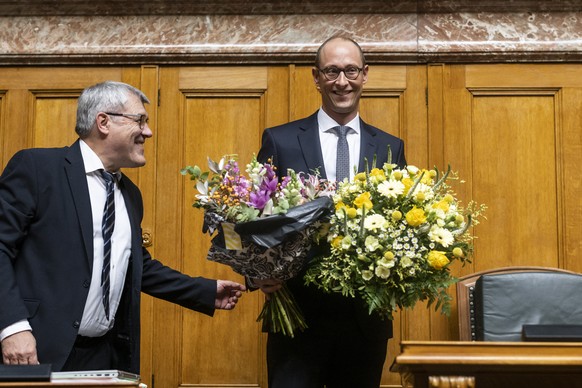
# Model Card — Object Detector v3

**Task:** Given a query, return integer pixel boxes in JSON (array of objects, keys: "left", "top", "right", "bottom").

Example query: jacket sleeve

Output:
[
  {"left": 0, "top": 151, "right": 37, "bottom": 330},
  {"left": 120, "top": 176, "right": 217, "bottom": 317},
  {"left": 140, "top": 250, "right": 217, "bottom": 317}
]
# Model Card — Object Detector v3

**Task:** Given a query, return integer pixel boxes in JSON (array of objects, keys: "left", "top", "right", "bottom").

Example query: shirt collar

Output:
[
  {"left": 79, "top": 139, "right": 106, "bottom": 175},
  {"left": 317, "top": 108, "right": 360, "bottom": 134}
]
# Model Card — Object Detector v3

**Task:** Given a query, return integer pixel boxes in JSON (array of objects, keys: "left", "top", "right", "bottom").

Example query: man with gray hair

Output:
[{"left": 0, "top": 81, "right": 245, "bottom": 373}]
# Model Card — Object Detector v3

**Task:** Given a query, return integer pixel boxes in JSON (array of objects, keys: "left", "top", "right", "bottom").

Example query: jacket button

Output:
[
  {"left": 83, "top": 280, "right": 90, "bottom": 288},
  {"left": 73, "top": 321, "right": 80, "bottom": 329}
]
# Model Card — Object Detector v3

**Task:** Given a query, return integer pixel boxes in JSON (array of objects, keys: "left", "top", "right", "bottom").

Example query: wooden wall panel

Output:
[
  {"left": 32, "top": 94, "right": 78, "bottom": 147},
  {"left": 471, "top": 92, "right": 559, "bottom": 268},
  {"left": 156, "top": 66, "right": 270, "bottom": 388},
  {"left": 0, "top": 67, "right": 124, "bottom": 165},
  {"left": 181, "top": 96, "right": 264, "bottom": 385},
  {"left": 3, "top": 63, "right": 580, "bottom": 388},
  {"left": 436, "top": 64, "right": 582, "bottom": 342}
]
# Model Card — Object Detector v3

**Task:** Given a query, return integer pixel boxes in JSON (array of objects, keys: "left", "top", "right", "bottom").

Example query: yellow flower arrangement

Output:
[{"left": 305, "top": 159, "right": 486, "bottom": 319}]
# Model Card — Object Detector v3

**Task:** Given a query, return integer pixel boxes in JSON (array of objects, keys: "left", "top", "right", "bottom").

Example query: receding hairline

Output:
[{"left": 314, "top": 36, "right": 367, "bottom": 68}]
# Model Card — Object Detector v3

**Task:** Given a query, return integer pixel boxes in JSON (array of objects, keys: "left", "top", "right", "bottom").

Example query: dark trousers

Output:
[
  {"left": 61, "top": 334, "right": 114, "bottom": 371},
  {"left": 267, "top": 318, "right": 388, "bottom": 388}
]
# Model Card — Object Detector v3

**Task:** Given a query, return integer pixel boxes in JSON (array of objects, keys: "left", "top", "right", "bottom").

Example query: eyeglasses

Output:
[
  {"left": 105, "top": 112, "right": 149, "bottom": 129},
  {"left": 317, "top": 66, "right": 363, "bottom": 81}
]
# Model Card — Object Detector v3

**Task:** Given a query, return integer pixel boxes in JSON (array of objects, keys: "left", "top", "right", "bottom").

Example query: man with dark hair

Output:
[
  {"left": 0, "top": 81, "right": 245, "bottom": 373},
  {"left": 255, "top": 36, "right": 407, "bottom": 388}
]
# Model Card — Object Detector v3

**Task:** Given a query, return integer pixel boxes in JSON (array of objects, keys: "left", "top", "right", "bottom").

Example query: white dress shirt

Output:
[
  {"left": 78, "top": 140, "right": 131, "bottom": 336},
  {"left": 317, "top": 108, "right": 361, "bottom": 181}
]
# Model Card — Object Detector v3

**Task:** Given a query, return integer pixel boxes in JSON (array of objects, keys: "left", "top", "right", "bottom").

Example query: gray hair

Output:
[{"left": 75, "top": 81, "right": 150, "bottom": 137}]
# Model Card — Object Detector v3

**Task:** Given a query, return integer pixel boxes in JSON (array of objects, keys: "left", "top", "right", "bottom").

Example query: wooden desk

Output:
[{"left": 391, "top": 341, "right": 582, "bottom": 388}]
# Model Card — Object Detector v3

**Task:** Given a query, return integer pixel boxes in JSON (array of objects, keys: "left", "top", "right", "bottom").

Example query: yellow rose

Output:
[
  {"left": 427, "top": 250, "right": 450, "bottom": 270},
  {"left": 444, "top": 194, "right": 454, "bottom": 203},
  {"left": 354, "top": 192, "right": 373, "bottom": 210},
  {"left": 405, "top": 206, "right": 427, "bottom": 227},
  {"left": 335, "top": 201, "right": 346, "bottom": 211},
  {"left": 433, "top": 200, "right": 449, "bottom": 212}
]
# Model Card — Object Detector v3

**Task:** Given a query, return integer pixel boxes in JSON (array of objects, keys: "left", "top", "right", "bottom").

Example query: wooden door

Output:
[
  {"left": 154, "top": 66, "right": 277, "bottom": 388},
  {"left": 427, "top": 64, "right": 582, "bottom": 341}
]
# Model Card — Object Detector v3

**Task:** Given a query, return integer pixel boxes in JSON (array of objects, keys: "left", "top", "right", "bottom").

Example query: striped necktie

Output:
[
  {"left": 334, "top": 125, "right": 350, "bottom": 181},
  {"left": 100, "top": 170, "right": 116, "bottom": 320}
]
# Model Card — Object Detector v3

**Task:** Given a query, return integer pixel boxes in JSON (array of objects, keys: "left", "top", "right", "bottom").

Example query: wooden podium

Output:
[{"left": 391, "top": 341, "right": 582, "bottom": 388}]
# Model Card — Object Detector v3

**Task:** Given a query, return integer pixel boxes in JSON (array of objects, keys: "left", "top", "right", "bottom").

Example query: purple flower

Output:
[
  {"left": 249, "top": 190, "right": 271, "bottom": 210},
  {"left": 280, "top": 176, "right": 291, "bottom": 189}
]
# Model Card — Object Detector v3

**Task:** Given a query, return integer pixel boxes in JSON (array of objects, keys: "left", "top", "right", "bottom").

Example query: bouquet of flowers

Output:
[
  {"left": 181, "top": 155, "right": 334, "bottom": 337},
  {"left": 304, "top": 158, "right": 486, "bottom": 319}
]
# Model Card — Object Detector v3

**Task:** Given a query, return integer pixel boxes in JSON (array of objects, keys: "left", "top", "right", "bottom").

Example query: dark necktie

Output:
[
  {"left": 334, "top": 125, "right": 350, "bottom": 181},
  {"left": 101, "top": 170, "right": 116, "bottom": 320}
]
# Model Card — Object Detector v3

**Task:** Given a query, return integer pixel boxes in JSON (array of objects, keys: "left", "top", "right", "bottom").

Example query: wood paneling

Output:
[
  {"left": 156, "top": 66, "right": 271, "bottom": 388},
  {"left": 436, "top": 64, "right": 582, "bottom": 342},
  {"left": 1, "top": 63, "right": 580, "bottom": 388}
]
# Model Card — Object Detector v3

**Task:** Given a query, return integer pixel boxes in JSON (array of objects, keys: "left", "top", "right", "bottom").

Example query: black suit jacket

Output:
[
  {"left": 257, "top": 112, "right": 406, "bottom": 340},
  {"left": 0, "top": 140, "right": 216, "bottom": 373}
]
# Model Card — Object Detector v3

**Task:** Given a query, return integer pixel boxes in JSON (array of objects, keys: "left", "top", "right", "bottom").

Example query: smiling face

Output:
[
  {"left": 313, "top": 38, "right": 368, "bottom": 124},
  {"left": 96, "top": 92, "right": 152, "bottom": 172}
]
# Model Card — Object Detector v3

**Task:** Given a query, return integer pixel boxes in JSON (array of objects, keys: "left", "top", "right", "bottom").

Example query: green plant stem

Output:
[{"left": 256, "top": 284, "right": 307, "bottom": 338}]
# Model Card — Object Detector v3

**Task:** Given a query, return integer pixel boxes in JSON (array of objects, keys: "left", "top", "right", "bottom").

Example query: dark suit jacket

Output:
[
  {"left": 0, "top": 140, "right": 216, "bottom": 373},
  {"left": 257, "top": 112, "right": 406, "bottom": 340}
]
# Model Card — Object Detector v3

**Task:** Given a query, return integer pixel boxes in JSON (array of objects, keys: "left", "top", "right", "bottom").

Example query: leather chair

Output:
[{"left": 456, "top": 266, "right": 582, "bottom": 341}]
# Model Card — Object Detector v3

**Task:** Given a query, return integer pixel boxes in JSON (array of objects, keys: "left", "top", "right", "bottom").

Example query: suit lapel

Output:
[
  {"left": 297, "top": 113, "right": 328, "bottom": 178},
  {"left": 64, "top": 140, "right": 94, "bottom": 268},
  {"left": 359, "top": 119, "right": 380, "bottom": 171},
  {"left": 119, "top": 179, "right": 141, "bottom": 257}
]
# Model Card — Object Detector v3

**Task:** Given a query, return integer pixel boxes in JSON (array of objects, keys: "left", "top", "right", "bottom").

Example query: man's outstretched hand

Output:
[{"left": 215, "top": 280, "right": 246, "bottom": 310}]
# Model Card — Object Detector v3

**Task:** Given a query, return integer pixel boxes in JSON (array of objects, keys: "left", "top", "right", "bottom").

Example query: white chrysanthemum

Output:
[
  {"left": 364, "top": 214, "right": 388, "bottom": 231},
  {"left": 428, "top": 225, "right": 454, "bottom": 247},
  {"left": 365, "top": 236, "right": 382, "bottom": 252},
  {"left": 375, "top": 265, "right": 391, "bottom": 279},
  {"left": 432, "top": 208, "right": 446, "bottom": 220},
  {"left": 377, "top": 179, "right": 405, "bottom": 199},
  {"left": 413, "top": 183, "right": 435, "bottom": 201}
]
